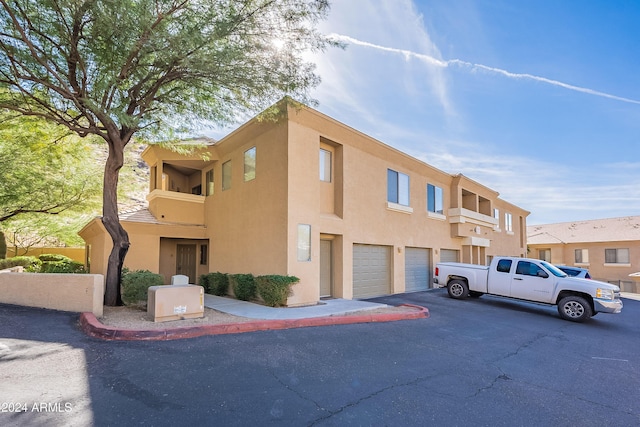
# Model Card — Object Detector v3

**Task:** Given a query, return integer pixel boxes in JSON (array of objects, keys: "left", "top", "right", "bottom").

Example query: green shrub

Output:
[
  {"left": 256, "top": 275, "right": 299, "bottom": 307},
  {"left": 210, "top": 272, "right": 229, "bottom": 296},
  {"left": 199, "top": 272, "right": 229, "bottom": 295},
  {"left": 0, "top": 256, "right": 42, "bottom": 272},
  {"left": 38, "top": 254, "right": 86, "bottom": 274},
  {"left": 121, "top": 269, "right": 164, "bottom": 306},
  {"left": 198, "top": 273, "right": 212, "bottom": 293},
  {"left": 38, "top": 254, "right": 69, "bottom": 262},
  {"left": 230, "top": 274, "right": 256, "bottom": 301}
]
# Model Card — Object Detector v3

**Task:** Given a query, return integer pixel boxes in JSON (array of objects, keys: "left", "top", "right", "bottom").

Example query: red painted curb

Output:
[{"left": 78, "top": 304, "right": 429, "bottom": 341}]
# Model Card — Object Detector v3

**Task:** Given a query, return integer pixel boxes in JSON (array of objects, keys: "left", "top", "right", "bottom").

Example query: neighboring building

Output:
[
  {"left": 80, "top": 100, "right": 529, "bottom": 306},
  {"left": 527, "top": 216, "right": 640, "bottom": 293}
]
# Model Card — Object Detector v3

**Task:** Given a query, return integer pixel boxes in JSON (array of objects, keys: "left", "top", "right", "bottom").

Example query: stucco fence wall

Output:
[
  {"left": 0, "top": 269, "right": 104, "bottom": 317},
  {"left": 5, "top": 246, "right": 86, "bottom": 263}
]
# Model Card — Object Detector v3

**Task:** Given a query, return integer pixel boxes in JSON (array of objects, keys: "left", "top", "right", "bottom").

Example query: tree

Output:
[
  {"left": 0, "top": 0, "right": 337, "bottom": 305},
  {"left": 0, "top": 112, "right": 102, "bottom": 224}
]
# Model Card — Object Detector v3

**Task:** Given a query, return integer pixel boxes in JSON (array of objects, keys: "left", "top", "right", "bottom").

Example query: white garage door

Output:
[
  {"left": 405, "top": 247, "right": 431, "bottom": 292},
  {"left": 353, "top": 244, "right": 391, "bottom": 299},
  {"left": 440, "top": 249, "right": 460, "bottom": 263}
]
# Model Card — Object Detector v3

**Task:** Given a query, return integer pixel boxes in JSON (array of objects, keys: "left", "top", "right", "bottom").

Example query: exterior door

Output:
[
  {"left": 176, "top": 244, "right": 197, "bottom": 283},
  {"left": 353, "top": 244, "right": 391, "bottom": 299},
  {"left": 320, "top": 240, "right": 333, "bottom": 297},
  {"left": 405, "top": 247, "right": 431, "bottom": 292},
  {"left": 440, "top": 249, "right": 459, "bottom": 263}
]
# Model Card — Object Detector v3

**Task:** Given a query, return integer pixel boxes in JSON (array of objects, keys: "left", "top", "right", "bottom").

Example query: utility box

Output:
[{"left": 148, "top": 284, "right": 204, "bottom": 323}]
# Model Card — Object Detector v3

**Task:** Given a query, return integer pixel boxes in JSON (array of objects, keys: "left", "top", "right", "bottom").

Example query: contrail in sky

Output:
[{"left": 329, "top": 34, "right": 640, "bottom": 106}]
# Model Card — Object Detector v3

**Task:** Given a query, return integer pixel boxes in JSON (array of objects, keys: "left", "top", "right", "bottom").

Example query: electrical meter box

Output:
[{"left": 147, "top": 284, "right": 204, "bottom": 322}]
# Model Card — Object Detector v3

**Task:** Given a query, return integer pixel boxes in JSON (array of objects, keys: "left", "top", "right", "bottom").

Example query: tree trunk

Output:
[
  {"left": 102, "top": 139, "right": 130, "bottom": 306},
  {"left": 0, "top": 230, "right": 6, "bottom": 259}
]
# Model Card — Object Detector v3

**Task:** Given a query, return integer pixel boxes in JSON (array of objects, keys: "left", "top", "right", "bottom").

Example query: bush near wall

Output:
[
  {"left": 229, "top": 274, "right": 256, "bottom": 301},
  {"left": 38, "top": 254, "right": 86, "bottom": 274},
  {"left": 255, "top": 275, "right": 299, "bottom": 307},
  {"left": 121, "top": 269, "right": 164, "bottom": 307},
  {"left": 0, "top": 256, "right": 41, "bottom": 272},
  {"left": 200, "top": 272, "right": 298, "bottom": 307},
  {"left": 0, "top": 254, "right": 85, "bottom": 273},
  {"left": 199, "top": 272, "right": 229, "bottom": 296}
]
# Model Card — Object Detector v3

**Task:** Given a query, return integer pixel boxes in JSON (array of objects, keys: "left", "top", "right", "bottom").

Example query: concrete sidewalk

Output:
[
  {"left": 79, "top": 297, "right": 430, "bottom": 341},
  {"left": 204, "top": 295, "right": 389, "bottom": 319}
]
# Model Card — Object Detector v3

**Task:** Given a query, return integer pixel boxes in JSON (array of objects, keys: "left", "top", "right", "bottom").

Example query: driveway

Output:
[{"left": 1, "top": 289, "right": 639, "bottom": 426}]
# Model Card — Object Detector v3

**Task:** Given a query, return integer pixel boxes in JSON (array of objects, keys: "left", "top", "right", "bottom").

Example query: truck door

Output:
[
  {"left": 488, "top": 258, "right": 513, "bottom": 296},
  {"left": 510, "top": 260, "right": 554, "bottom": 303}
]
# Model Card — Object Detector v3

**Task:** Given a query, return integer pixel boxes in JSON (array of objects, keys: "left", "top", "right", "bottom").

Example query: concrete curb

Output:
[{"left": 78, "top": 304, "right": 430, "bottom": 341}]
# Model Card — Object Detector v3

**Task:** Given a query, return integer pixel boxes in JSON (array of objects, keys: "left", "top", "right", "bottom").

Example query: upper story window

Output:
[
  {"left": 505, "top": 212, "right": 513, "bottom": 232},
  {"left": 494, "top": 208, "right": 500, "bottom": 223},
  {"left": 222, "top": 160, "right": 232, "bottom": 191},
  {"left": 205, "top": 169, "right": 214, "bottom": 196},
  {"left": 319, "top": 148, "right": 332, "bottom": 182},
  {"left": 575, "top": 249, "right": 589, "bottom": 264},
  {"left": 427, "top": 184, "right": 443, "bottom": 214},
  {"left": 605, "top": 248, "right": 629, "bottom": 264},
  {"left": 244, "top": 147, "right": 256, "bottom": 181},
  {"left": 387, "top": 169, "right": 410, "bottom": 206}
]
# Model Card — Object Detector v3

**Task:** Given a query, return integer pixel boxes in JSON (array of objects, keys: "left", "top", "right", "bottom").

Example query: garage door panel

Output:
[
  {"left": 405, "top": 247, "right": 430, "bottom": 292},
  {"left": 353, "top": 244, "right": 391, "bottom": 299}
]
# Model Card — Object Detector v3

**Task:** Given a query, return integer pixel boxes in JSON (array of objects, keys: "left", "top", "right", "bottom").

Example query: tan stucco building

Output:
[
  {"left": 527, "top": 216, "right": 640, "bottom": 293},
  {"left": 80, "top": 101, "right": 529, "bottom": 306}
]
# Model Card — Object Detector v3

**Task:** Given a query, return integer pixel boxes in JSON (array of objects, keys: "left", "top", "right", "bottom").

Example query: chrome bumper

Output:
[{"left": 594, "top": 298, "right": 623, "bottom": 314}]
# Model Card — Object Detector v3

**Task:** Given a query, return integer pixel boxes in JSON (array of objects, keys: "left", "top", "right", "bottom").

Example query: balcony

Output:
[
  {"left": 448, "top": 207, "right": 498, "bottom": 239},
  {"left": 147, "top": 189, "right": 205, "bottom": 225}
]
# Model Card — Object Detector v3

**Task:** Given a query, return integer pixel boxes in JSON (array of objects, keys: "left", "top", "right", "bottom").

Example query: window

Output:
[
  {"left": 605, "top": 248, "right": 629, "bottom": 264},
  {"left": 538, "top": 249, "right": 551, "bottom": 262},
  {"left": 427, "top": 184, "right": 443, "bottom": 214},
  {"left": 222, "top": 160, "right": 232, "bottom": 191},
  {"left": 205, "top": 169, "right": 214, "bottom": 196},
  {"left": 319, "top": 148, "right": 332, "bottom": 182},
  {"left": 575, "top": 249, "right": 589, "bottom": 264},
  {"left": 387, "top": 169, "right": 410, "bottom": 206},
  {"left": 200, "top": 244, "right": 208, "bottom": 265},
  {"left": 496, "top": 259, "right": 512, "bottom": 273},
  {"left": 297, "top": 224, "right": 311, "bottom": 262},
  {"left": 505, "top": 212, "right": 513, "bottom": 232},
  {"left": 494, "top": 208, "right": 500, "bottom": 223},
  {"left": 516, "top": 261, "right": 547, "bottom": 277},
  {"left": 244, "top": 147, "right": 256, "bottom": 181}
]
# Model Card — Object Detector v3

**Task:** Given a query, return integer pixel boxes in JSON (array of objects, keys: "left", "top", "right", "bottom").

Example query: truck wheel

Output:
[
  {"left": 447, "top": 280, "right": 469, "bottom": 299},
  {"left": 557, "top": 296, "right": 592, "bottom": 322}
]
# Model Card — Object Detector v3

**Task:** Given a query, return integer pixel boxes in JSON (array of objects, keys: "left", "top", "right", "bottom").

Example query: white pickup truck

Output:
[{"left": 433, "top": 257, "right": 623, "bottom": 322}]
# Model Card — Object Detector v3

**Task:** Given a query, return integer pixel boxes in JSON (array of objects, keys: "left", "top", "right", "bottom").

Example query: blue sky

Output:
[{"left": 216, "top": 0, "right": 640, "bottom": 225}]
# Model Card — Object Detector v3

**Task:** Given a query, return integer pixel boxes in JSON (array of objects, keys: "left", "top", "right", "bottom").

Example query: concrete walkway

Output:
[
  {"left": 204, "top": 294, "right": 389, "bottom": 319},
  {"left": 79, "top": 296, "right": 429, "bottom": 341}
]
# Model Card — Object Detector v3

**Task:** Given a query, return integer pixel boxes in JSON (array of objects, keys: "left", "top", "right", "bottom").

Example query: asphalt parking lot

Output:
[{"left": 1, "top": 289, "right": 639, "bottom": 426}]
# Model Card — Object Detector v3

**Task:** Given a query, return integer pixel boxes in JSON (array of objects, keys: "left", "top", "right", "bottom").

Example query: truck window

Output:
[
  {"left": 496, "top": 259, "right": 512, "bottom": 273},
  {"left": 516, "top": 261, "right": 547, "bottom": 277}
]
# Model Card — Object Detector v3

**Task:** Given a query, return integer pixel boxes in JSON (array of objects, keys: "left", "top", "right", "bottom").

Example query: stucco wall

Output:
[
  {"left": 5, "top": 247, "right": 85, "bottom": 263},
  {"left": 528, "top": 240, "right": 639, "bottom": 291},
  {"left": 0, "top": 272, "right": 104, "bottom": 316}
]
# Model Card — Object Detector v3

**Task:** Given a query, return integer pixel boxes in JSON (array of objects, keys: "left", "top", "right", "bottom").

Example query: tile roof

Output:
[
  {"left": 119, "top": 209, "right": 205, "bottom": 228},
  {"left": 527, "top": 216, "right": 640, "bottom": 244}
]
